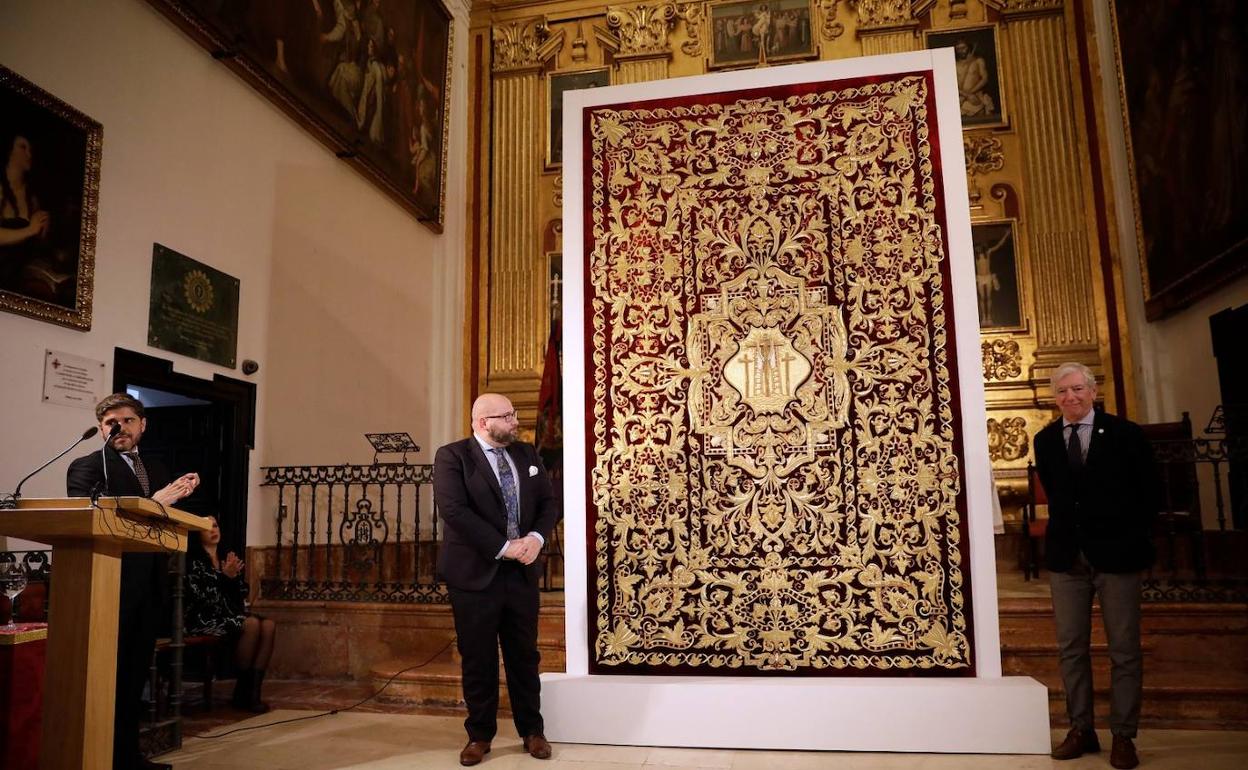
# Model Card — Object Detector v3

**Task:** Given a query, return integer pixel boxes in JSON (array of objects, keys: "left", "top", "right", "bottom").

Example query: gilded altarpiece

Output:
[{"left": 582, "top": 71, "right": 976, "bottom": 674}]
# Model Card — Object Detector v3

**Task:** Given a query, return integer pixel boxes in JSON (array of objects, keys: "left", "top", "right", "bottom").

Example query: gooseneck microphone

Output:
[
  {"left": 94, "top": 422, "right": 122, "bottom": 501},
  {"left": 1, "top": 426, "right": 101, "bottom": 508}
]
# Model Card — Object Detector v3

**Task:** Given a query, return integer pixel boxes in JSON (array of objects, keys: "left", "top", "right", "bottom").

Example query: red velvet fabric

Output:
[{"left": 0, "top": 623, "right": 46, "bottom": 769}]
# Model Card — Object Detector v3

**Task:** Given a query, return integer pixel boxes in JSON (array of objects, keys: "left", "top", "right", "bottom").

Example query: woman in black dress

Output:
[{"left": 185, "top": 515, "right": 277, "bottom": 712}]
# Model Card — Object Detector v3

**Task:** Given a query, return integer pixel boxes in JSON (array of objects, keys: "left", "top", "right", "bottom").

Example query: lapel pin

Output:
[{"left": 1098, "top": 428, "right": 1104, "bottom": 434}]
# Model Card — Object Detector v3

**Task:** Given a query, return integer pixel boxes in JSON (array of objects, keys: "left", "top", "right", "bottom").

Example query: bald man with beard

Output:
[{"left": 434, "top": 393, "right": 561, "bottom": 765}]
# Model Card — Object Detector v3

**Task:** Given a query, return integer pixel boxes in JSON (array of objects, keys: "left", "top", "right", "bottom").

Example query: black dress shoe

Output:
[
  {"left": 1051, "top": 727, "right": 1100, "bottom": 760},
  {"left": 137, "top": 758, "right": 172, "bottom": 770},
  {"left": 1110, "top": 735, "right": 1139, "bottom": 769}
]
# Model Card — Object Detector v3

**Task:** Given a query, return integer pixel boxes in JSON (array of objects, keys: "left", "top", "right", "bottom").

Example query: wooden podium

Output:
[{"left": 0, "top": 497, "right": 211, "bottom": 770}]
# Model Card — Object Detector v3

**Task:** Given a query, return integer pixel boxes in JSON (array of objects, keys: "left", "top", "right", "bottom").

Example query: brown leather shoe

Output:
[
  {"left": 1051, "top": 727, "right": 1101, "bottom": 760},
  {"left": 522, "top": 733, "right": 552, "bottom": 760},
  {"left": 1110, "top": 735, "right": 1139, "bottom": 769},
  {"left": 459, "top": 740, "right": 491, "bottom": 766}
]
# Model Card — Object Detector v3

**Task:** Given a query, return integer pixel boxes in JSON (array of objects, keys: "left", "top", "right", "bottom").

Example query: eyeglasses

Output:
[{"left": 483, "top": 411, "right": 517, "bottom": 421}]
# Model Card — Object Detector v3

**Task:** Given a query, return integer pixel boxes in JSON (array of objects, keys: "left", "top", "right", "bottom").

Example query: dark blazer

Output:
[
  {"left": 66, "top": 446, "right": 173, "bottom": 608},
  {"left": 1033, "top": 410, "right": 1159, "bottom": 573},
  {"left": 433, "top": 437, "right": 561, "bottom": 591}
]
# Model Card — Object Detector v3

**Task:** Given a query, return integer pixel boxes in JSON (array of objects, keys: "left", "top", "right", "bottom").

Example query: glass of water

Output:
[{"left": 0, "top": 562, "right": 28, "bottom": 631}]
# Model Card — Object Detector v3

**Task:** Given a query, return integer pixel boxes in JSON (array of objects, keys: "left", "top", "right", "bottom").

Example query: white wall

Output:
[{"left": 0, "top": 0, "right": 468, "bottom": 547}]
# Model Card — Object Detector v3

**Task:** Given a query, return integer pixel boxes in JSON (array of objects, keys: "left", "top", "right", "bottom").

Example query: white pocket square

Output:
[{"left": 528, "top": 465, "right": 539, "bottom": 477}]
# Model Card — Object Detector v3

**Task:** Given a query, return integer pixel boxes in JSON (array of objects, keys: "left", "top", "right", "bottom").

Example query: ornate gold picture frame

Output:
[
  {"left": 0, "top": 66, "right": 100, "bottom": 331},
  {"left": 708, "top": 0, "right": 818, "bottom": 70},
  {"left": 925, "top": 25, "right": 1007, "bottom": 129},
  {"left": 547, "top": 68, "right": 610, "bottom": 170},
  {"left": 145, "top": 0, "right": 453, "bottom": 232}
]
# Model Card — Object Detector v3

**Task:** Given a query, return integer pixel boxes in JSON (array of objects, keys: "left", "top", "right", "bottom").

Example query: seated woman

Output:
[{"left": 184, "top": 515, "right": 277, "bottom": 712}]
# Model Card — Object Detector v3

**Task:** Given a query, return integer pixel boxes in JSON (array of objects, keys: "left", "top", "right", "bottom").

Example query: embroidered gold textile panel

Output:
[{"left": 584, "top": 70, "right": 975, "bottom": 675}]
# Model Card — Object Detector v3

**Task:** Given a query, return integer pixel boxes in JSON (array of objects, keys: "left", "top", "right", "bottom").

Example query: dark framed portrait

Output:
[
  {"left": 925, "top": 25, "right": 1006, "bottom": 129},
  {"left": 1113, "top": 0, "right": 1247, "bottom": 319},
  {"left": 0, "top": 66, "right": 100, "bottom": 331},
  {"left": 709, "top": 0, "right": 817, "bottom": 70},
  {"left": 146, "top": 0, "right": 452, "bottom": 232},
  {"left": 971, "top": 220, "right": 1023, "bottom": 331},
  {"left": 547, "top": 68, "right": 610, "bottom": 169}
]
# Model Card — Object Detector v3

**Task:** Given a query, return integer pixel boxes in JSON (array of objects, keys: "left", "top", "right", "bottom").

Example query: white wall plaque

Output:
[{"left": 42, "top": 349, "right": 106, "bottom": 409}]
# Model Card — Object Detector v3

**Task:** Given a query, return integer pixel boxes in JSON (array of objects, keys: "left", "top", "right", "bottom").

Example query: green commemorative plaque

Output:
[{"left": 148, "top": 243, "right": 239, "bottom": 368}]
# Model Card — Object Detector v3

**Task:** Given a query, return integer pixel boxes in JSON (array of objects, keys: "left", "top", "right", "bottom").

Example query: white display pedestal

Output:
[{"left": 542, "top": 674, "right": 1051, "bottom": 754}]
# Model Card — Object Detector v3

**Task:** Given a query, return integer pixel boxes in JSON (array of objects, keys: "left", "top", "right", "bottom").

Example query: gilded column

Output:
[
  {"left": 490, "top": 20, "right": 563, "bottom": 380},
  {"left": 994, "top": 0, "right": 1098, "bottom": 357},
  {"left": 597, "top": 3, "right": 678, "bottom": 84}
]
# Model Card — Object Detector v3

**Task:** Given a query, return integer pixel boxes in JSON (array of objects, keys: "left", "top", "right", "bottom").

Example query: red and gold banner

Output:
[{"left": 583, "top": 71, "right": 974, "bottom": 675}]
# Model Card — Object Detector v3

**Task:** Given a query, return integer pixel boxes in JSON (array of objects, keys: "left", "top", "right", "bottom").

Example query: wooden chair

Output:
[
  {"left": 1021, "top": 462, "right": 1048, "bottom": 581},
  {"left": 150, "top": 634, "right": 222, "bottom": 715}
]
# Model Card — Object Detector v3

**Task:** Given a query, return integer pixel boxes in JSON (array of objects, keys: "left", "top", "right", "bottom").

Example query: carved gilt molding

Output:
[
  {"left": 819, "top": 0, "right": 846, "bottom": 41},
  {"left": 492, "top": 18, "right": 563, "bottom": 74},
  {"left": 982, "top": 339, "right": 1023, "bottom": 381},
  {"left": 678, "top": 3, "right": 705, "bottom": 57},
  {"left": 964, "top": 133, "right": 1005, "bottom": 210},
  {"left": 850, "top": 0, "right": 930, "bottom": 32},
  {"left": 987, "top": 416, "right": 1029, "bottom": 462},
  {"left": 598, "top": 3, "right": 679, "bottom": 60},
  {"left": 983, "top": 0, "right": 1065, "bottom": 17}
]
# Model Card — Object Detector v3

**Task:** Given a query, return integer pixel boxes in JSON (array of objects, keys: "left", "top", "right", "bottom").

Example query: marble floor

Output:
[{"left": 165, "top": 711, "right": 1248, "bottom": 769}]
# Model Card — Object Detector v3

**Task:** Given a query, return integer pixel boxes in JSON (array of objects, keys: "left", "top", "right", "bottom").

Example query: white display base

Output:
[{"left": 542, "top": 674, "right": 1051, "bottom": 754}]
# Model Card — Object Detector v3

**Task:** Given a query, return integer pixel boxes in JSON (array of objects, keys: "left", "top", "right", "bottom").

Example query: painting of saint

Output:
[
  {"left": 971, "top": 221, "right": 1022, "bottom": 330},
  {"left": 709, "top": 0, "right": 816, "bottom": 69},
  {"left": 0, "top": 66, "right": 99, "bottom": 330},
  {"left": 149, "top": 0, "right": 452, "bottom": 229},
  {"left": 926, "top": 26, "right": 1006, "bottom": 128}
]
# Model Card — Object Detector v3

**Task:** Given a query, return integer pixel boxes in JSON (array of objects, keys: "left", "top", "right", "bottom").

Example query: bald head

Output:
[{"left": 472, "top": 393, "right": 519, "bottom": 447}]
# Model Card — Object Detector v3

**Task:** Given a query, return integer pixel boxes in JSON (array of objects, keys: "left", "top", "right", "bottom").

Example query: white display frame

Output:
[{"left": 554, "top": 49, "right": 1049, "bottom": 754}]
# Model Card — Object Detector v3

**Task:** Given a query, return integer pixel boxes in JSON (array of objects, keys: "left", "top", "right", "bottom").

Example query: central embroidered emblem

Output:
[{"left": 725, "top": 326, "right": 810, "bottom": 413}]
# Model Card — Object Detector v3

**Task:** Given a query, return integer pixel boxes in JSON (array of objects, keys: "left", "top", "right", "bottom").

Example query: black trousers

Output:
[
  {"left": 114, "top": 573, "right": 161, "bottom": 769},
  {"left": 448, "top": 561, "right": 543, "bottom": 742}
]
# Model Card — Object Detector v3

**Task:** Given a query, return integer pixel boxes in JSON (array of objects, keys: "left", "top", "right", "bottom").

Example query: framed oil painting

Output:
[
  {"left": 547, "top": 68, "right": 610, "bottom": 169},
  {"left": 146, "top": 0, "right": 452, "bottom": 231},
  {"left": 1113, "top": 0, "right": 1248, "bottom": 319},
  {"left": 709, "top": 0, "right": 817, "bottom": 70},
  {"left": 925, "top": 25, "right": 1006, "bottom": 129},
  {"left": 0, "top": 66, "right": 100, "bottom": 331},
  {"left": 971, "top": 220, "right": 1023, "bottom": 331}
]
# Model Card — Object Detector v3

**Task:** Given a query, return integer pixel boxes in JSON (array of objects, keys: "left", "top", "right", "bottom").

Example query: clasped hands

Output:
[
  {"left": 502, "top": 534, "right": 542, "bottom": 565},
  {"left": 221, "top": 551, "right": 244, "bottom": 578},
  {"left": 151, "top": 472, "right": 201, "bottom": 506}
]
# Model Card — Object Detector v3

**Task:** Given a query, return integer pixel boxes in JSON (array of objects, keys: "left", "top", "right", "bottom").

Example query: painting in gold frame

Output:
[
  {"left": 708, "top": 0, "right": 818, "bottom": 70},
  {"left": 0, "top": 66, "right": 99, "bottom": 331},
  {"left": 971, "top": 219, "right": 1024, "bottom": 331},
  {"left": 547, "top": 68, "right": 610, "bottom": 170},
  {"left": 925, "top": 25, "right": 1007, "bottom": 129},
  {"left": 144, "top": 0, "right": 452, "bottom": 232}
]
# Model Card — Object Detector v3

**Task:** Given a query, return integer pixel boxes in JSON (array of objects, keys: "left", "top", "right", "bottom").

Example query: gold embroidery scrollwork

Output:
[
  {"left": 586, "top": 73, "right": 973, "bottom": 673},
  {"left": 986, "top": 416, "right": 1029, "bottom": 462},
  {"left": 981, "top": 338, "right": 1022, "bottom": 381}
]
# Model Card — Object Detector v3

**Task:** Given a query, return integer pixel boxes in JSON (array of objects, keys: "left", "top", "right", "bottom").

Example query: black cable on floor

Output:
[{"left": 189, "top": 639, "right": 455, "bottom": 740}]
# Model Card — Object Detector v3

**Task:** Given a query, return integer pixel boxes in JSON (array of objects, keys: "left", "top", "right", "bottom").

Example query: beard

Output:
[{"left": 487, "top": 423, "right": 518, "bottom": 446}]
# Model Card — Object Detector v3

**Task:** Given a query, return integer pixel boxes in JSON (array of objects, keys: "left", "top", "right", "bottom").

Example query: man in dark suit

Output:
[
  {"left": 1033, "top": 363, "right": 1157, "bottom": 770},
  {"left": 434, "top": 393, "right": 561, "bottom": 766},
  {"left": 66, "top": 393, "right": 199, "bottom": 770}
]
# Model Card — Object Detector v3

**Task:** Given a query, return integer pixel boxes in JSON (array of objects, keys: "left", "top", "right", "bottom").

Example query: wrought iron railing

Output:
[{"left": 259, "top": 462, "right": 564, "bottom": 604}]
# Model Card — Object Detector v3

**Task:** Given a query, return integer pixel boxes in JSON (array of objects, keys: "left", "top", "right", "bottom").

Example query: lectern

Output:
[{"left": 0, "top": 497, "right": 210, "bottom": 770}]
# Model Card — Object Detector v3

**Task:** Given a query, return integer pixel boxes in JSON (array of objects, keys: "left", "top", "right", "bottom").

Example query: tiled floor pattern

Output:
[{"left": 167, "top": 710, "right": 1248, "bottom": 770}]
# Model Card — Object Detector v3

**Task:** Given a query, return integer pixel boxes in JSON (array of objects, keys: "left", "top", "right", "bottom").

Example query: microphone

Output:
[
  {"left": 95, "top": 422, "right": 122, "bottom": 501},
  {"left": 3, "top": 426, "right": 101, "bottom": 507}
]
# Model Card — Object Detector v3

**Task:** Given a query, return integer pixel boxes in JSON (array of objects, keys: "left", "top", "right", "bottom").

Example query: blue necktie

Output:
[{"left": 491, "top": 448, "right": 521, "bottom": 539}]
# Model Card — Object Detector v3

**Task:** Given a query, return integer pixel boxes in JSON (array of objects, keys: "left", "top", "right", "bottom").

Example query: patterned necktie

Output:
[
  {"left": 1066, "top": 424, "right": 1083, "bottom": 470},
  {"left": 125, "top": 451, "right": 151, "bottom": 496},
  {"left": 491, "top": 448, "right": 521, "bottom": 539}
]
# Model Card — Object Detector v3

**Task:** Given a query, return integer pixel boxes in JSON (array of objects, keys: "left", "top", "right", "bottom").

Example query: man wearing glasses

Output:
[{"left": 434, "top": 393, "right": 561, "bottom": 765}]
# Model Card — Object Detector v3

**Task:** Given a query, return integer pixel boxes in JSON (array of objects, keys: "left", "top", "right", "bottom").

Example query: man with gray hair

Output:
[{"left": 1033, "top": 362, "right": 1158, "bottom": 769}]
